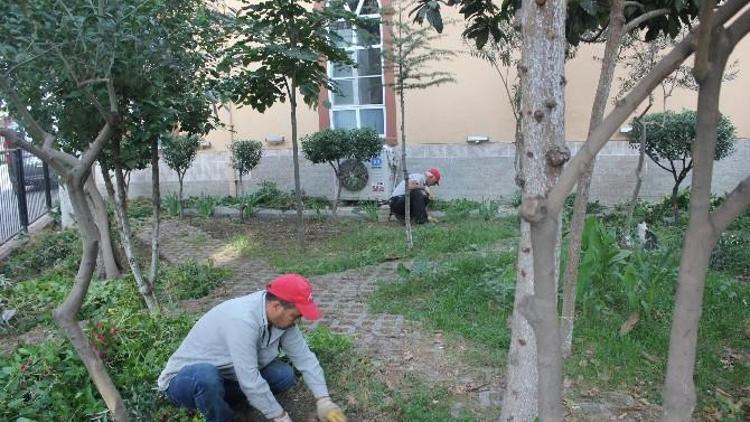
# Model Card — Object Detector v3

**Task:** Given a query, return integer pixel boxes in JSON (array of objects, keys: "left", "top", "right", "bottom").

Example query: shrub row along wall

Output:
[{"left": 115, "top": 139, "right": 750, "bottom": 205}]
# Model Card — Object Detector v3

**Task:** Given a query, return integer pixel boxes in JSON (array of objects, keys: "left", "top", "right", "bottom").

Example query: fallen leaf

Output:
[{"left": 619, "top": 312, "right": 640, "bottom": 336}]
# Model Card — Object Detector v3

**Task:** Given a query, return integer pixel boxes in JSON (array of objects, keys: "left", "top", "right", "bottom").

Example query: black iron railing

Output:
[{"left": 0, "top": 148, "right": 60, "bottom": 245}]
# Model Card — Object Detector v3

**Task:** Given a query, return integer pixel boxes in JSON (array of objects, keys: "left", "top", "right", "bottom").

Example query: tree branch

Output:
[
  {"left": 543, "top": 0, "right": 748, "bottom": 215},
  {"left": 651, "top": 157, "right": 675, "bottom": 174},
  {"left": 624, "top": 8, "right": 670, "bottom": 33},
  {"left": 0, "top": 75, "right": 56, "bottom": 144},
  {"left": 78, "top": 122, "right": 114, "bottom": 174},
  {"left": 580, "top": 23, "right": 609, "bottom": 43},
  {"left": 4, "top": 48, "right": 55, "bottom": 75},
  {"left": 57, "top": 51, "right": 111, "bottom": 123},
  {"left": 710, "top": 175, "right": 750, "bottom": 233},
  {"left": 623, "top": 1, "right": 645, "bottom": 11},
  {"left": 693, "top": 0, "right": 717, "bottom": 82}
]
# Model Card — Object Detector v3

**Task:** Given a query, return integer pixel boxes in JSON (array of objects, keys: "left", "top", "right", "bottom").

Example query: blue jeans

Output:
[{"left": 165, "top": 360, "right": 296, "bottom": 422}]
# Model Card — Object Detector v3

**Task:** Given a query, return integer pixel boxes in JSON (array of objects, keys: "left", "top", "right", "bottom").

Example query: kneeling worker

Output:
[
  {"left": 158, "top": 274, "right": 346, "bottom": 422},
  {"left": 389, "top": 167, "right": 441, "bottom": 224}
]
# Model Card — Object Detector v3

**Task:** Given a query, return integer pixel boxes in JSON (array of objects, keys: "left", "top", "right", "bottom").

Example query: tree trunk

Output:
[
  {"left": 178, "top": 174, "right": 185, "bottom": 218},
  {"left": 501, "top": 0, "right": 567, "bottom": 418},
  {"left": 502, "top": 221, "right": 538, "bottom": 419},
  {"left": 57, "top": 178, "right": 130, "bottom": 421},
  {"left": 662, "top": 11, "right": 750, "bottom": 419},
  {"left": 561, "top": 0, "right": 625, "bottom": 358},
  {"left": 400, "top": 88, "right": 413, "bottom": 249},
  {"left": 625, "top": 102, "right": 654, "bottom": 229},
  {"left": 84, "top": 175, "right": 120, "bottom": 279},
  {"left": 289, "top": 79, "right": 305, "bottom": 248},
  {"left": 149, "top": 136, "right": 160, "bottom": 285},
  {"left": 100, "top": 167, "right": 129, "bottom": 272},
  {"left": 671, "top": 182, "right": 680, "bottom": 223},
  {"left": 112, "top": 161, "right": 159, "bottom": 313}
]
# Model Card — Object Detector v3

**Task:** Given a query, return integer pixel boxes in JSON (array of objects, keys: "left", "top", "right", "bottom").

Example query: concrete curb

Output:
[{"left": 0, "top": 213, "right": 56, "bottom": 261}]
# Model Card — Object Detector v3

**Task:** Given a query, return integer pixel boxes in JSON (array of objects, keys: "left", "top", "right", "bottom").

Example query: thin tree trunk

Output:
[
  {"left": 662, "top": 9, "right": 750, "bottom": 419},
  {"left": 400, "top": 88, "right": 413, "bottom": 249},
  {"left": 561, "top": 0, "right": 625, "bottom": 358},
  {"left": 58, "top": 178, "right": 130, "bottom": 421},
  {"left": 625, "top": 102, "right": 654, "bottom": 229},
  {"left": 99, "top": 166, "right": 128, "bottom": 273},
  {"left": 501, "top": 0, "right": 567, "bottom": 418},
  {"left": 178, "top": 174, "right": 184, "bottom": 218},
  {"left": 84, "top": 175, "right": 120, "bottom": 279},
  {"left": 671, "top": 182, "right": 680, "bottom": 223},
  {"left": 289, "top": 79, "right": 305, "bottom": 247},
  {"left": 329, "top": 162, "right": 340, "bottom": 216},
  {"left": 112, "top": 158, "right": 159, "bottom": 313},
  {"left": 149, "top": 136, "right": 160, "bottom": 285}
]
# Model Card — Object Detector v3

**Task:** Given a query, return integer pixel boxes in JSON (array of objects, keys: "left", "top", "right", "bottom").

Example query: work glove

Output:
[
  {"left": 316, "top": 397, "right": 347, "bottom": 422},
  {"left": 272, "top": 411, "right": 292, "bottom": 422},
  {"left": 428, "top": 215, "right": 439, "bottom": 224}
]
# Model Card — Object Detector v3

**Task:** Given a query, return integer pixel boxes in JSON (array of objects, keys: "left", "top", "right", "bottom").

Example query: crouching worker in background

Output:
[
  {"left": 158, "top": 274, "right": 346, "bottom": 422},
  {"left": 389, "top": 167, "right": 441, "bottom": 224}
]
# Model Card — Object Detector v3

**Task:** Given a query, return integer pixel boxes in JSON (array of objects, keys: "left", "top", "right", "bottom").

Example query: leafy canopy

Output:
[
  {"left": 161, "top": 134, "right": 201, "bottom": 178},
  {"left": 230, "top": 139, "right": 263, "bottom": 177},
  {"left": 219, "top": 0, "right": 357, "bottom": 111},
  {"left": 409, "top": 0, "right": 699, "bottom": 49},
  {"left": 302, "top": 128, "right": 382, "bottom": 169},
  {"left": 628, "top": 110, "right": 736, "bottom": 165}
]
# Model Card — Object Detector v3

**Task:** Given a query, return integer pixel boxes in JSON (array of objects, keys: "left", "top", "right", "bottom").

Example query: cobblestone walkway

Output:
[
  {"left": 137, "top": 220, "right": 504, "bottom": 417},
  {"left": 138, "top": 219, "right": 658, "bottom": 421}
]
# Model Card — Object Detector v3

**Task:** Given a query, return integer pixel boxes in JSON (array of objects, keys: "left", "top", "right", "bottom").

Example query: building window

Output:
[{"left": 329, "top": 0, "right": 385, "bottom": 136}]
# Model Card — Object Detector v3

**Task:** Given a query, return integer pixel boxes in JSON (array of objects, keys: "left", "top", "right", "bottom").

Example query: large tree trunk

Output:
[
  {"left": 289, "top": 79, "right": 305, "bottom": 248},
  {"left": 561, "top": 0, "right": 625, "bottom": 358},
  {"left": 84, "top": 175, "right": 121, "bottom": 279},
  {"left": 112, "top": 155, "right": 159, "bottom": 313},
  {"left": 662, "top": 8, "right": 750, "bottom": 420},
  {"left": 59, "top": 177, "right": 130, "bottom": 421},
  {"left": 501, "top": 0, "right": 567, "bottom": 419},
  {"left": 149, "top": 136, "right": 160, "bottom": 285}
]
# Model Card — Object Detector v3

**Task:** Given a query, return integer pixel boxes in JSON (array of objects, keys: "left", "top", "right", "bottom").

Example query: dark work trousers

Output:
[{"left": 389, "top": 190, "right": 430, "bottom": 224}]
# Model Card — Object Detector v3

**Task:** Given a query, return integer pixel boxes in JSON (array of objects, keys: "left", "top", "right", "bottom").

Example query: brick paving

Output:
[
  {"left": 138, "top": 219, "right": 657, "bottom": 421},
  {"left": 137, "top": 219, "right": 504, "bottom": 417}
]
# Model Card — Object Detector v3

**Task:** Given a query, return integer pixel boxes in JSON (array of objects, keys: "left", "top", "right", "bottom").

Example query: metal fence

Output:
[{"left": 0, "top": 148, "right": 60, "bottom": 245}]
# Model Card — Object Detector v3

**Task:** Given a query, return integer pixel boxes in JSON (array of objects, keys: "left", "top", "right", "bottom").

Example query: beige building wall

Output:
[{"left": 205, "top": 8, "right": 750, "bottom": 152}]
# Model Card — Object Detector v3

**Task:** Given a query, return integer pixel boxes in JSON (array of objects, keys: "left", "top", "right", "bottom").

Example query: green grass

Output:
[
  {"left": 370, "top": 252, "right": 517, "bottom": 355},
  {"left": 368, "top": 216, "right": 749, "bottom": 418},
  {"left": 306, "top": 326, "right": 480, "bottom": 422},
  {"left": 266, "top": 216, "right": 519, "bottom": 276}
]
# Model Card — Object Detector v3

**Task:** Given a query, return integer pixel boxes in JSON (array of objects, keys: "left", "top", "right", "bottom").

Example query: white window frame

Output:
[{"left": 328, "top": 0, "right": 386, "bottom": 136}]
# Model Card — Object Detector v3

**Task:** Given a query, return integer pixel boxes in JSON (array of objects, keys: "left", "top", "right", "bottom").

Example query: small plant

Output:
[
  {"left": 195, "top": 195, "right": 215, "bottom": 218},
  {"left": 160, "top": 260, "right": 231, "bottom": 300},
  {"left": 302, "top": 127, "right": 382, "bottom": 215},
  {"left": 162, "top": 133, "right": 201, "bottom": 217},
  {"left": 445, "top": 199, "right": 478, "bottom": 221},
  {"left": 0, "top": 229, "right": 80, "bottom": 281},
  {"left": 628, "top": 111, "right": 737, "bottom": 223},
  {"left": 478, "top": 199, "right": 500, "bottom": 221},
  {"left": 231, "top": 235, "right": 258, "bottom": 257},
  {"left": 163, "top": 192, "right": 182, "bottom": 217},
  {"left": 510, "top": 190, "right": 522, "bottom": 208},
  {"left": 230, "top": 139, "right": 263, "bottom": 196},
  {"left": 361, "top": 201, "right": 379, "bottom": 222}
]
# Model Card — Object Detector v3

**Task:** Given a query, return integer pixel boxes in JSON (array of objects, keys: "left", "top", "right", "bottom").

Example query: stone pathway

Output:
[
  {"left": 138, "top": 219, "right": 660, "bottom": 421},
  {"left": 137, "top": 220, "right": 504, "bottom": 417}
]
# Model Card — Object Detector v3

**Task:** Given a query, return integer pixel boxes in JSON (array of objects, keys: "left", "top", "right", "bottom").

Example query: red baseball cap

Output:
[
  {"left": 266, "top": 274, "right": 321, "bottom": 320},
  {"left": 427, "top": 167, "right": 441, "bottom": 185}
]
